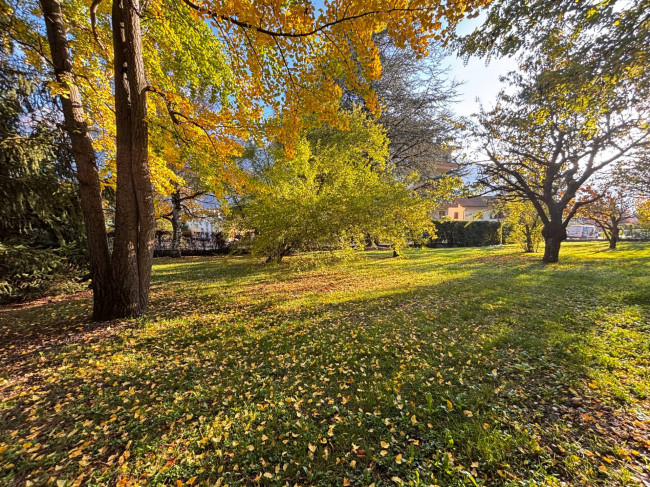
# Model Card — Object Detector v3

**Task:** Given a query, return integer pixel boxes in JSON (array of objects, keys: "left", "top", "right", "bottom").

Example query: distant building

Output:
[
  {"left": 566, "top": 224, "right": 598, "bottom": 239},
  {"left": 437, "top": 196, "right": 504, "bottom": 221}
]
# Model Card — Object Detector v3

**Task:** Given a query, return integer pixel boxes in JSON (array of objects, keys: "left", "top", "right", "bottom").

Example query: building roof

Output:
[{"left": 451, "top": 196, "right": 492, "bottom": 208}]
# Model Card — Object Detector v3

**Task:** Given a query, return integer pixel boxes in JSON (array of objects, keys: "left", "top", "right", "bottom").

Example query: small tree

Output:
[
  {"left": 578, "top": 186, "right": 635, "bottom": 250},
  {"left": 157, "top": 185, "right": 209, "bottom": 253},
  {"left": 499, "top": 199, "right": 542, "bottom": 253},
  {"left": 638, "top": 200, "right": 650, "bottom": 233},
  {"left": 238, "top": 110, "right": 436, "bottom": 262}
]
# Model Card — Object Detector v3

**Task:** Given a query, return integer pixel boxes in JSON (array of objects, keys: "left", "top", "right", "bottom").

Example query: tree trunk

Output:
[
  {"left": 111, "top": 0, "right": 155, "bottom": 317},
  {"left": 170, "top": 189, "right": 182, "bottom": 256},
  {"left": 524, "top": 225, "right": 534, "bottom": 253},
  {"left": 40, "top": 0, "right": 115, "bottom": 320},
  {"left": 542, "top": 222, "right": 566, "bottom": 263},
  {"left": 609, "top": 225, "right": 619, "bottom": 250}
]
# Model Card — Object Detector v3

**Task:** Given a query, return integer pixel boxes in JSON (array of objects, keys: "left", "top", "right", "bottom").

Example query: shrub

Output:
[
  {"left": 426, "top": 221, "right": 503, "bottom": 247},
  {"left": 0, "top": 242, "right": 87, "bottom": 303}
]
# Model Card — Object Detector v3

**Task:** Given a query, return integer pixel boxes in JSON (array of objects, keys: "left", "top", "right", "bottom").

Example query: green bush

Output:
[
  {"left": 426, "top": 220, "right": 503, "bottom": 247},
  {"left": 0, "top": 242, "right": 87, "bottom": 303}
]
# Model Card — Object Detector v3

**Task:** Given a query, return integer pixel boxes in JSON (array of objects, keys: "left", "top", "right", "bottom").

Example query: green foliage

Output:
[
  {"left": 501, "top": 199, "right": 543, "bottom": 252},
  {"left": 636, "top": 200, "right": 650, "bottom": 231},
  {"left": 2, "top": 243, "right": 649, "bottom": 485},
  {"left": 0, "top": 242, "right": 86, "bottom": 303},
  {"left": 426, "top": 220, "right": 503, "bottom": 247},
  {"left": 0, "top": 55, "right": 87, "bottom": 302},
  {"left": 457, "top": 0, "right": 650, "bottom": 98},
  {"left": 238, "top": 110, "right": 436, "bottom": 261}
]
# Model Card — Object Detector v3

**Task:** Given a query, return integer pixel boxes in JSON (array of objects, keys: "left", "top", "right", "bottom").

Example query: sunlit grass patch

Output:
[{"left": 1, "top": 242, "right": 649, "bottom": 486}]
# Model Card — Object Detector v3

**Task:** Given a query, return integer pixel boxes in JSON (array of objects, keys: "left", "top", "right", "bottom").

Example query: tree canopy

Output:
[
  {"left": 0, "top": 0, "right": 490, "bottom": 319},
  {"left": 235, "top": 110, "right": 437, "bottom": 262},
  {"left": 474, "top": 58, "right": 650, "bottom": 262}
]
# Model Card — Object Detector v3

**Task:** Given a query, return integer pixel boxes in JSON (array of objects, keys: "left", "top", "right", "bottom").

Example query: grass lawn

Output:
[{"left": 1, "top": 242, "right": 649, "bottom": 486}]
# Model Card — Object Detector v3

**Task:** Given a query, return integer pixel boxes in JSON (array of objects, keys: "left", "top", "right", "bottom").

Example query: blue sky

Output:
[{"left": 445, "top": 15, "right": 519, "bottom": 119}]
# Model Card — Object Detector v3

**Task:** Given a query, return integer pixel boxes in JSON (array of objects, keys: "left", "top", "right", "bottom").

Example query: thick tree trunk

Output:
[
  {"left": 609, "top": 225, "right": 619, "bottom": 250},
  {"left": 170, "top": 189, "right": 182, "bottom": 254},
  {"left": 111, "top": 0, "right": 155, "bottom": 317},
  {"left": 40, "top": 0, "right": 115, "bottom": 320},
  {"left": 542, "top": 222, "right": 566, "bottom": 263}
]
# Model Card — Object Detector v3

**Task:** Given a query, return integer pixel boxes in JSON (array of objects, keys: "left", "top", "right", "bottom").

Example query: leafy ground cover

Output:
[{"left": 1, "top": 242, "right": 649, "bottom": 486}]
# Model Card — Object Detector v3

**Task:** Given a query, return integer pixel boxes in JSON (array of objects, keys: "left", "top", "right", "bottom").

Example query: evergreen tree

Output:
[{"left": 0, "top": 55, "right": 86, "bottom": 301}]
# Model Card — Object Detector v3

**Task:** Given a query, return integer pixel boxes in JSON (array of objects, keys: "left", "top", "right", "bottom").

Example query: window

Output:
[
  {"left": 454, "top": 212, "right": 459, "bottom": 220},
  {"left": 439, "top": 211, "right": 445, "bottom": 218}
]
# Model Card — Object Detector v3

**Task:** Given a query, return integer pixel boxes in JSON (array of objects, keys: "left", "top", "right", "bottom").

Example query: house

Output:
[{"left": 437, "top": 196, "right": 504, "bottom": 221}]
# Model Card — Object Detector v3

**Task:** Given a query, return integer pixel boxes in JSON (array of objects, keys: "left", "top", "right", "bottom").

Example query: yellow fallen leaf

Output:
[
  {"left": 308, "top": 443, "right": 316, "bottom": 453},
  {"left": 446, "top": 399, "right": 453, "bottom": 411},
  {"left": 381, "top": 441, "right": 390, "bottom": 448},
  {"left": 395, "top": 453, "right": 403, "bottom": 464}
]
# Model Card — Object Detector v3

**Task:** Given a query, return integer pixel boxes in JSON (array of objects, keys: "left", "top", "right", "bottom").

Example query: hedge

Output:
[
  {"left": 153, "top": 247, "right": 233, "bottom": 258},
  {"left": 426, "top": 220, "right": 504, "bottom": 248}
]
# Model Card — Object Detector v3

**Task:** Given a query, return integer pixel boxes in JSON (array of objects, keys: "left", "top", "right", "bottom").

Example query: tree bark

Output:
[
  {"left": 170, "top": 189, "right": 182, "bottom": 255},
  {"left": 40, "top": 0, "right": 115, "bottom": 320},
  {"left": 542, "top": 221, "right": 566, "bottom": 263},
  {"left": 609, "top": 225, "right": 619, "bottom": 250},
  {"left": 524, "top": 225, "right": 534, "bottom": 253},
  {"left": 111, "top": 0, "right": 155, "bottom": 316}
]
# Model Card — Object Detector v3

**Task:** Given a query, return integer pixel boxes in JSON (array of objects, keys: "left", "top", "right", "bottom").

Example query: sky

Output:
[{"left": 445, "top": 15, "right": 519, "bottom": 119}]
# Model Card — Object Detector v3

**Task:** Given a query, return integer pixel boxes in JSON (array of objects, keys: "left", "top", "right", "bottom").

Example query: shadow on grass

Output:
[{"left": 1, "top": 245, "right": 649, "bottom": 486}]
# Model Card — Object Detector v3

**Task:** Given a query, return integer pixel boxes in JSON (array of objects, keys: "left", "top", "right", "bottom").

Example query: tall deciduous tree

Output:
[
  {"left": 39, "top": 0, "right": 115, "bottom": 319},
  {"left": 157, "top": 184, "right": 209, "bottom": 254},
  {"left": 342, "top": 32, "right": 462, "bottom": 182},
  {"left": 457, "top": 0, "right": 649, "bottom": 93},
  {"left": 23, "top": 0, "right": 489, "bottom": 319},
  {"left": 475, "top": 61, "right": 650, "bottom": 263}
]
